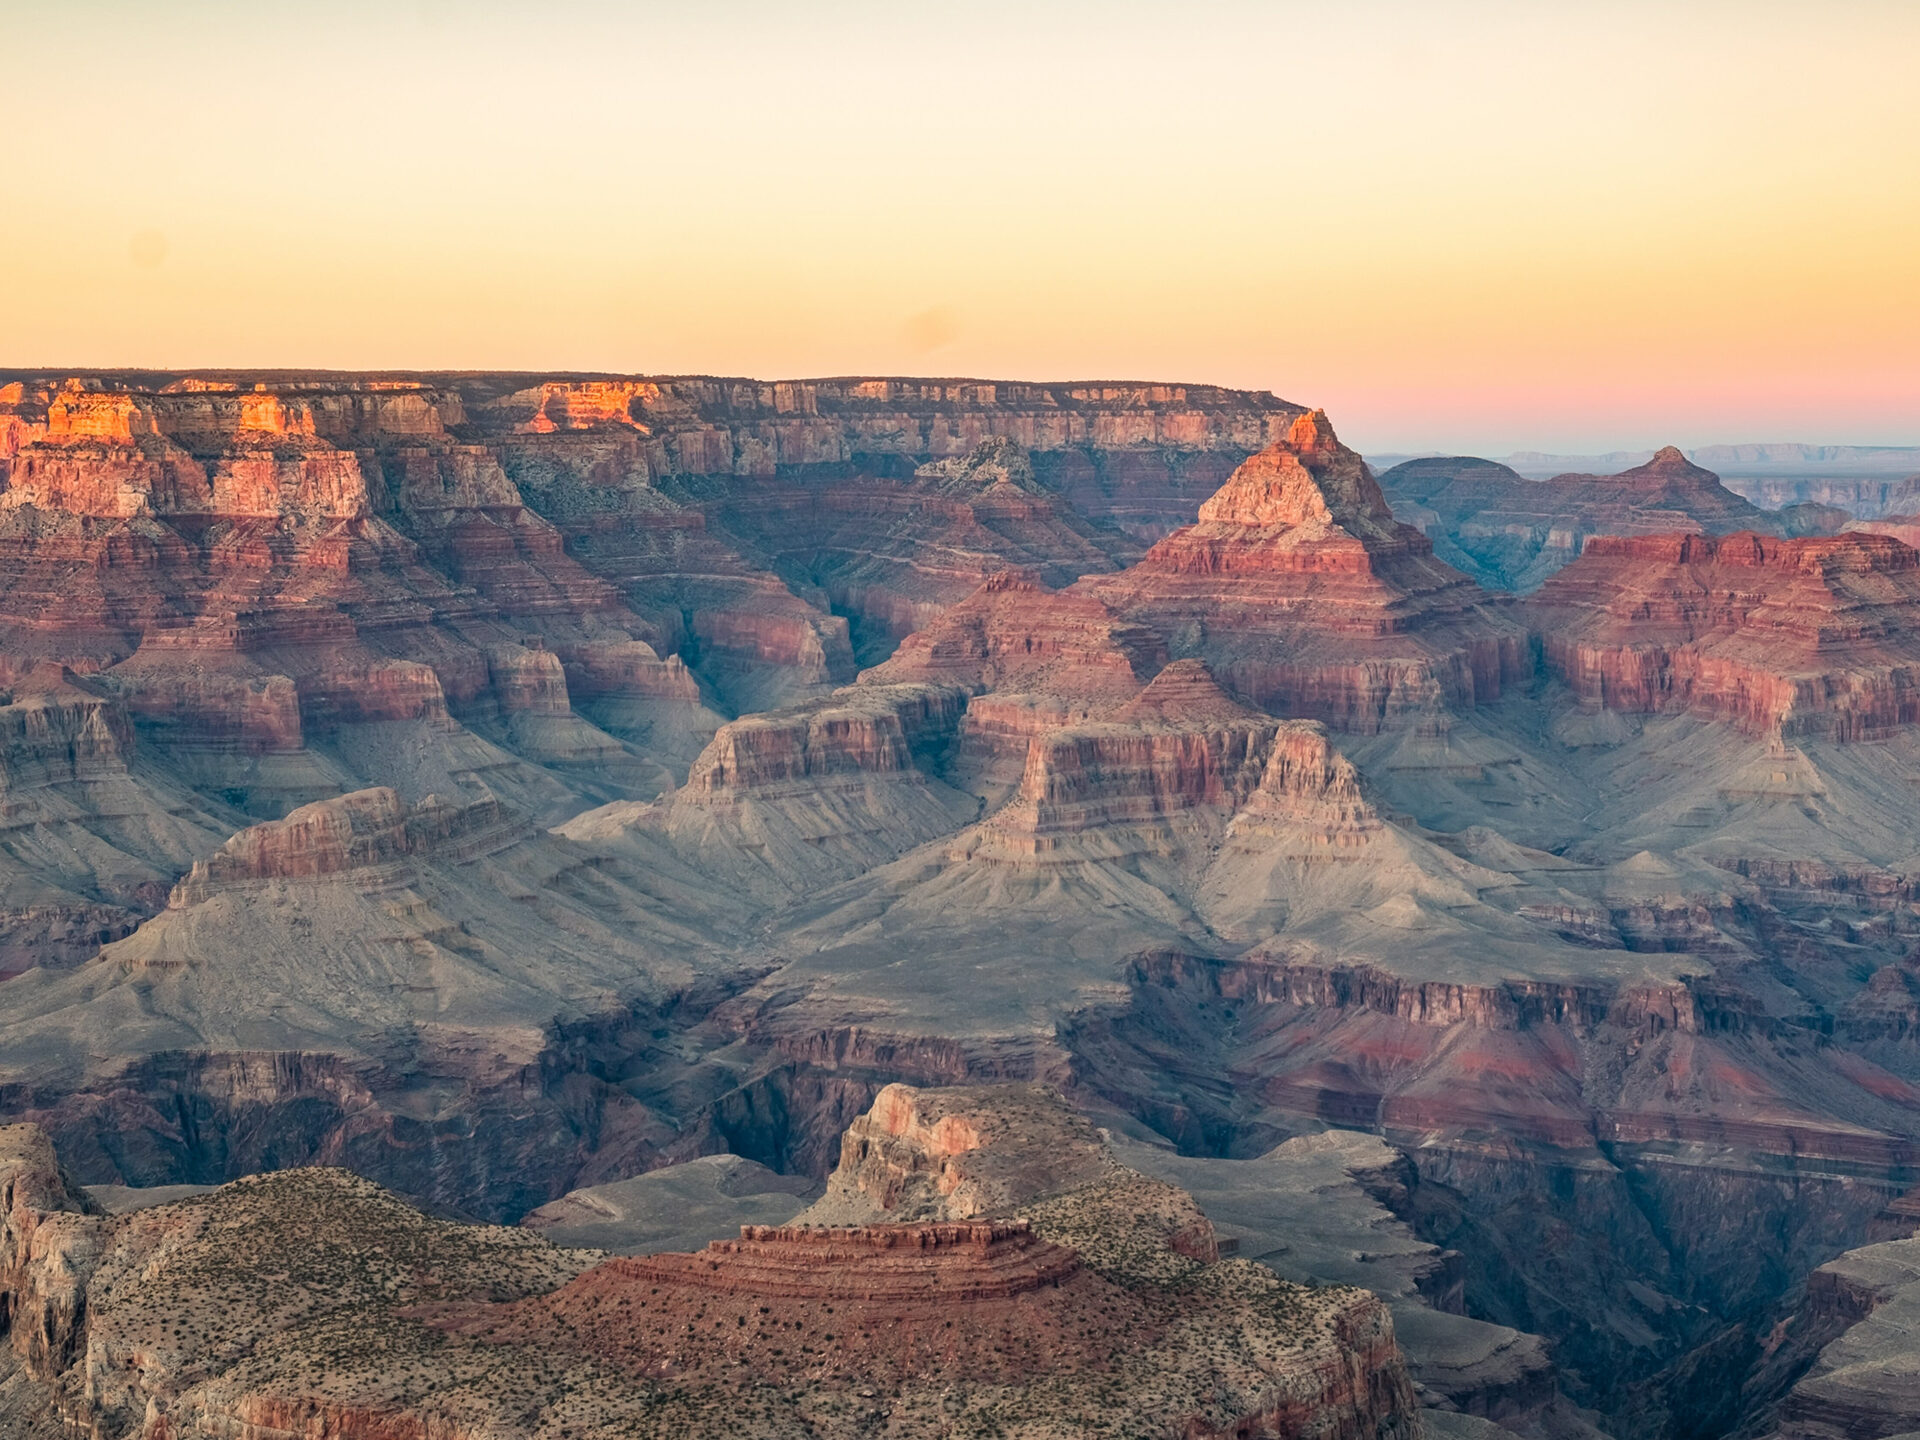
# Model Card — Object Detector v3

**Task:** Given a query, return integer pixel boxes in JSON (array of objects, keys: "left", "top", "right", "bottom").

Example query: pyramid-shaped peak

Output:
[
  {"left": 1117, "top": 659, "right": 1256, "bottom": 724},
  {"left": 1197, "top": 410, "right": 1392, "bottom": 530},
  {"left": 1622, "top": 445, "right": 1719, "bottom": 484}
]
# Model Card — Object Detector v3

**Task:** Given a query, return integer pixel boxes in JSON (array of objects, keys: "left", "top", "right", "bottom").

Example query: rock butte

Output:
[
  {"left": 0, "top": 1091, "right": 1426, "bottom": 1440},
  {"left": 1079, "top": 411, "right": 1529, "bottom": 731}
]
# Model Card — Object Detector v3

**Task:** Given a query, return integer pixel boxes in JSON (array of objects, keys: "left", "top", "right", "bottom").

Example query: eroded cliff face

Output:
[
  {"left": 1529, "top": 530, "right": 1920, "bottom": 739},
  {"left": 0, "top": 375, "right": 702, "bottom": 854}
]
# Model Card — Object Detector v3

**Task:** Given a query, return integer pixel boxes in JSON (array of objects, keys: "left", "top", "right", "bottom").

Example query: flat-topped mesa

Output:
[
  {"left": 615, "top": 1219, "right": 1081, "bottom": 1303},
  {"left": 680, "top": 683, "right": 968, "bottom": 802},
  {"left": 1080, "top": 410, "right": 1528, "bottom": 730},
  {"left": 1529, "top": 529, "right": 1920, "bottom": 739},
  {"left": 499, "top": 374, "right": 1301, "bottom": 473},
  {"left": 168, "top": 787, "right": 521, "bottom": 904}
]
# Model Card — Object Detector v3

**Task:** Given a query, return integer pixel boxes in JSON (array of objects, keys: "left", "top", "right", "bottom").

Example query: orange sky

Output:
[{"left": 3, "top": 0, "right": 1916, "bottom": 452}]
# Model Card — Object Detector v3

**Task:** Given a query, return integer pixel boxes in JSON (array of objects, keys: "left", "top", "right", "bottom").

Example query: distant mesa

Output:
[{"left": 1375, "top": 442, "right": 1802, "bottom": 592}]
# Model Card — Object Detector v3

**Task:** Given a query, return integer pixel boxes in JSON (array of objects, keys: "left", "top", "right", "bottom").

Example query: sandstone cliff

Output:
[{"left": 1528, "top": 530, "right": 1920, "bottom": 739}]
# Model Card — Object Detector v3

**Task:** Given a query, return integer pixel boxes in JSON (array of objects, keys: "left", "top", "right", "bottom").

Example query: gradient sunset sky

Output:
[{"left": 4, "top": 0, "right": 1916, "bottom": 453}]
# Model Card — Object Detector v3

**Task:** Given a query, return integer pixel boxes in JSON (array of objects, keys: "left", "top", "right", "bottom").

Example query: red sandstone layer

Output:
[
  {"left": 1529, "top": 529, "right": 1920, "bottom": 738},
  {"left": 617, "top": 1220, "right": 1080, "bottom": 1301}
]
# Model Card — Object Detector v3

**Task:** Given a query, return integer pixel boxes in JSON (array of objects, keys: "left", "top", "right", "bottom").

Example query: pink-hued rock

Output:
[
  {"left": 988, "top": 663, "right": 1280, "bottom": 849},
  {"left": 166, "top": 787, "right": 526, "bottom": 906},
  {"left": 1079, "top": 412, "right": 1528, "bottom": 730},
  {"left": 1529, "top": 529, "right": 1920, "bottom": 738},
  {"left": 865, "top": 570, "right": 1167, "bottom": 699},
  {"left": 683, "top": 685, "right": 966, "bottom": 800}
]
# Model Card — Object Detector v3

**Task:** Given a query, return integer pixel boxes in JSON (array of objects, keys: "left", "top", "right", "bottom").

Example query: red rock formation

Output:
[
  {"left": 0, "top": 377, "right": 681, "bottom": 827},
  {"left": 706, "top": 438, "right": 1138, "bottom": 663},
  {"left": 856, "top": 571, "right": 1172, "bottom": 793},
  {"left": 618, "top": 1219, "right": 1081, "bottom": 1301},
  {"left": 986, "top": 662, "right": 1281, "bottom": 852},
  {"left": 167, "top": 787, "right": 526, "bottom": 905},
  {"left": 682, "top": 684, "right": 965, "bottom": 801},
  {"left": 865, "top": 569, "right": 1167, "bottom": 698},
  {"left": 1529, "top": 529, "right": 1920, "bottom": 738},
  {"left": 431, "top": 1083, "right": 1418, "bottom": 1438},
  {"left": 1080, "top": 411, "right": 1528, "bottom": 730}
]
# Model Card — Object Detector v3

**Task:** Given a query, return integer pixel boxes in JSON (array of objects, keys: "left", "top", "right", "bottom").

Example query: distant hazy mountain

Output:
[{"left": 1498, "top": 443, "right": 1920, "bottom": 478}]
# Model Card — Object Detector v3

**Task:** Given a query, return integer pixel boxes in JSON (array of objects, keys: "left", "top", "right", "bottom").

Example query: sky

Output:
[{"left": 2, "top": 0, "right": 1916, "bottom": 454}]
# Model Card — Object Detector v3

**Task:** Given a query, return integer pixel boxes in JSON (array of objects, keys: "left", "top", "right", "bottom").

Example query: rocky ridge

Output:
[
  {"left": 1528, "top": 530, "right": 1920, "bottom": 739},
  {"left": 1378, "top": 447, "right": 1803, "bottom": 592}
]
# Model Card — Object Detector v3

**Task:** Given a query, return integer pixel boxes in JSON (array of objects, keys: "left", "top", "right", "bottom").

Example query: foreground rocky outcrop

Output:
[
  {"left": 0, "top": 1100, "right": 1423, "bottom": 1440},
  {"left": 1760, "top": 1236, "right": 1920, "bottom": 1439}
]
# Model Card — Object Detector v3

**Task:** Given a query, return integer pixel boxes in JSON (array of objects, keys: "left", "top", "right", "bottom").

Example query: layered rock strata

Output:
[
  {"left": 1529, "top": 530, "right": 1920, "bottom": 738},
  {"left": 616, "top": 1219, "right": 1081, "bottom": 1301},
  {"left": 1080, "top": 412, "right": 1528, "bottom": 731},
  {"left": 1766, "top": 1237, "right": 1920, "bottom": 1439},
  {"left": 0, "top": 375, "right": 677, "bottom": 821},
  {"left": 709, "top": 437, "right": 1139, "bottom": 663},
  {"left": 449, "top": 1084, "right": 1421, "bottom": 1438},
  {"left": 558, "top": 683, "right": 978, "bottom": 905}
]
